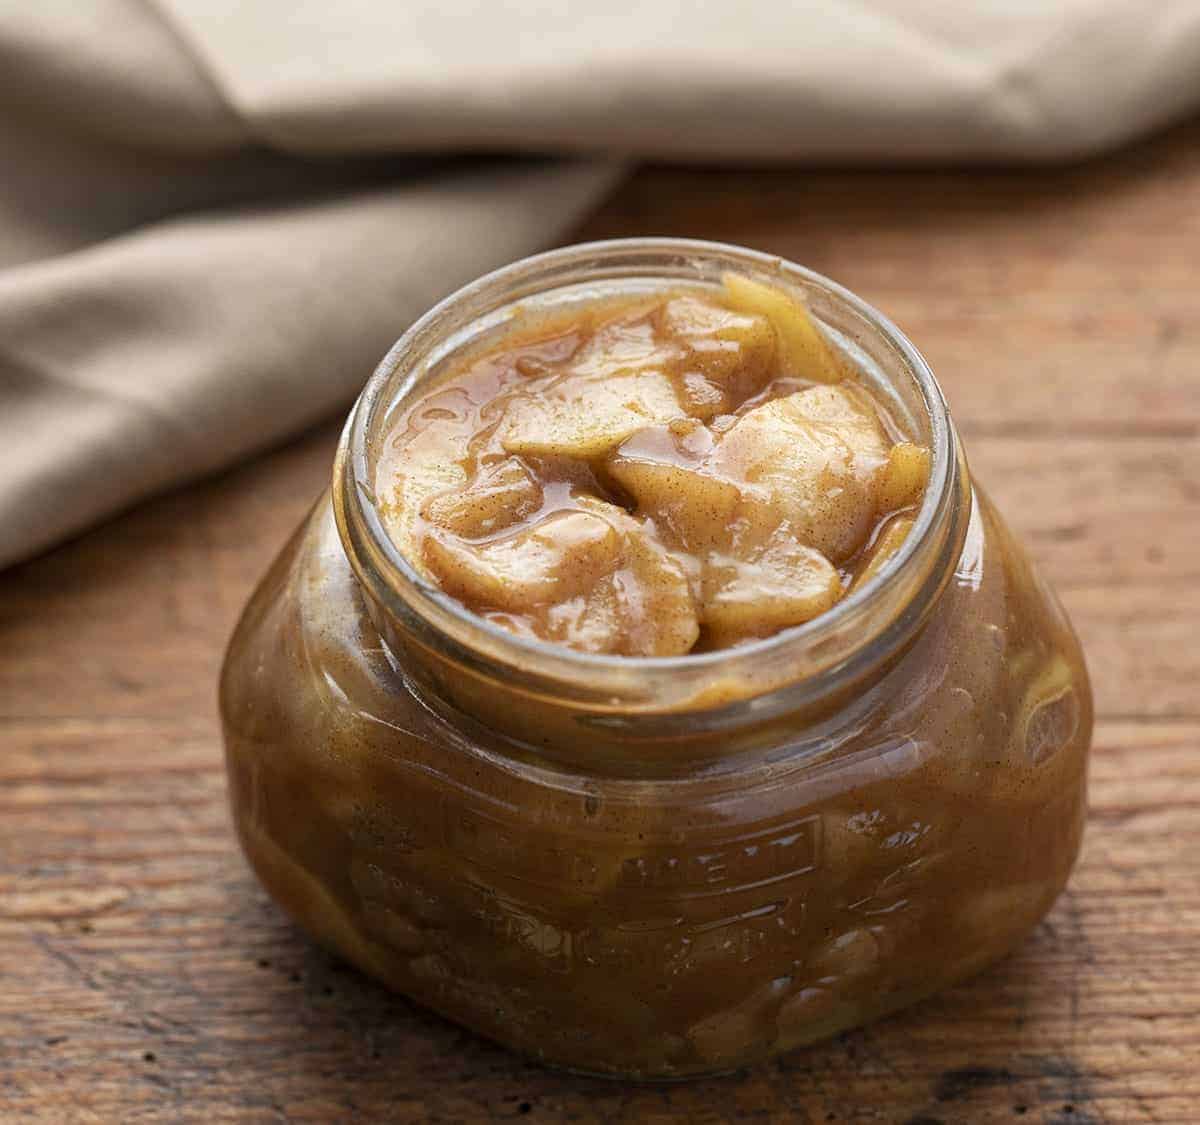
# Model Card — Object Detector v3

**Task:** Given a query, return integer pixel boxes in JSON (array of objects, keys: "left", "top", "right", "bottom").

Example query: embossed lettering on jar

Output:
[{"left": 220, "top": 239, "right": 1092, "bottom": 1079}]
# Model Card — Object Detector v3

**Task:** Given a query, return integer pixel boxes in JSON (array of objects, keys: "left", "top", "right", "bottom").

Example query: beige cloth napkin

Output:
[{"left": 3, "top": 1, "right": 1199, "bottom": 568}]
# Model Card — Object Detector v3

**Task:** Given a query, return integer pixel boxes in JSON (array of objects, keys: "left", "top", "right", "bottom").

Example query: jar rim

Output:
[{"left": 334, "top": 237, "right": 968, "bottom": 720}]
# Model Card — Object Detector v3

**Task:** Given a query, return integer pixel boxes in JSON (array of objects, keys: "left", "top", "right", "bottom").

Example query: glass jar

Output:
[{"left": 220, "top": 239, "right": 1092, "bottom": 1079}]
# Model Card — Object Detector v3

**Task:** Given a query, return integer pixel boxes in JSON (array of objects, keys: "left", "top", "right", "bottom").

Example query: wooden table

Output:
[{"left": 4, "top": 122, "right": 1199, "bottom": 1124}]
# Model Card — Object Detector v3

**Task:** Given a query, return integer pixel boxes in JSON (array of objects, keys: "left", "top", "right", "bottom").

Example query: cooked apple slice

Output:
[
  {"left": 609, "top": 458, "right": 741, "bottom": 553},
  {"left": 380, "top": 422, "right": 469, "bottom": 574},
  {"left": 498, "top": 310, "right": 689, "bottom": 459},
  {"left": 701, "top": 532, "right": 843, "bottom": 646},
  {"left": 660, "top": 294, "right": 776, "bottom": 406},
  {"left": 713, "top": 385, "right": 890, "bottom": 562},
  {"left": 498, "top": 370, "right": 684, "bottom": 460},
  {"left": 421, "top": 457, "right": 542, "bottom": 538},
  {"left": 575, "top": 497, "right": 700, "bottom": 656},
  {"left": 423, "top": 501, "right": 699, "bottom": 656},
  {"left": 781, "top": 382, "right": 882, "bottom": 429},
  {"left": 537, "top": 584, "right": 624, "bottom": 654},
  {"left": 422, "top": 510, "right": 623, "bottom": 612},
  {"left": 499, "top": 369, "right": 686, "bottom": 460},
  {"left": 606, "top": 426, "right": 740, "bottom": 554},
  {"left": 569, "top": 310, "right": 680, "bottom": 380},
  {"left": 878, "top": 441, "right": 932, "bottom": 512},
  {"left": 674, "top": 372, "right": 729, "bottom": 420},
  {"left": 722, "top": 272, "right": 842, "bottom": 383},
  {"left": 849, "top": 515, "right": 915, "bottom": 593}
]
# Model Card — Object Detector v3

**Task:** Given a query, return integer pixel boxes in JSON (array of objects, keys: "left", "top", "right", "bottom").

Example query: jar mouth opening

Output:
[{"left": 335, "top": 238, "right": 964, "bottom": 711}]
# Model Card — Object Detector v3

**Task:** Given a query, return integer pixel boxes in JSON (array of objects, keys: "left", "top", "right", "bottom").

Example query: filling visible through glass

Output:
[{"left": 378, "top": 274, "right": 931, "bottom": 655}]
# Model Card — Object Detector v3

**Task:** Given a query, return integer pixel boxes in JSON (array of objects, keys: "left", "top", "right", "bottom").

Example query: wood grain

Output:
[{"left": 3, "top": 121, "right": 1200, "bottom": 1123}]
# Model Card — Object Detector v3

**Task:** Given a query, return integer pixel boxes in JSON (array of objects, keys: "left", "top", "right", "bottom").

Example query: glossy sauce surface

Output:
[{"left": 378, "top": 276, "right": 931, "bottom": 654}]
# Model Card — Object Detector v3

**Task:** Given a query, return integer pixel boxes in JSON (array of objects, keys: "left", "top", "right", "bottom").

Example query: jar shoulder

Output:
[{"left": 220, "top": 492, "right": 447, "bottom": 774}]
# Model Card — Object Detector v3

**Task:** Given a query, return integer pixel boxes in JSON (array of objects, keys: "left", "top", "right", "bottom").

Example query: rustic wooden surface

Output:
[{"left": 3, "top": 121, "right": 1200, "bottom": 1124}]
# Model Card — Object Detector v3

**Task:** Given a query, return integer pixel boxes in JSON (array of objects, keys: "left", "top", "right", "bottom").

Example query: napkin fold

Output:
[{"left": 3, "top": 1, "right": 1200, "bottom": 568}]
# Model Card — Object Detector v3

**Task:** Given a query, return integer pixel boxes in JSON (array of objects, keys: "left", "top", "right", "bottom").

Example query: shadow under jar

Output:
[{"left": 220, "top": 239, "right": 1092, "bottom": 1079}]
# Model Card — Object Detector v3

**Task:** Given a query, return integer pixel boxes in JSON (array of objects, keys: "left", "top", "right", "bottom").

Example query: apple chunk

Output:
[
  {"left": 499, "top": 313, "right": 688, "bottom": 459},
  {"left": 722, "top": 272, "right": 842, "bottom": 383},
  {"left": 713, "top": 385, "right": 890, "bottom": 562},
  {"left": 606, "top": 432, "right": 741, "bottom": 553},
  {"left": 422, "top": 501, "right": 699, "bottom": 656},
  {"left": 423, "top": 510, "right": 622, "bottom": 612},
  {"left": 878, "top": 442, "right": 932, "bottom": 512},
  {"left": 702, "top": 533, "right": 844, "bottom": 646},
  {"left": 499, "top": 369, "right": 686, "bottom": 460},
  {"left": 849, "top": 515, "right": 915, "bottom": 593},
  {"left": 576, "top": 497, "right": 700, "bottom": 656},
  {"left": 380, "top": 422, "right": 469, "bottom": 574},
  {"left": 659, "top": 294, "right": 776, "bottom": 409},
  {"left": 421, "top": 457, "right": 542, "bottom": 538}
]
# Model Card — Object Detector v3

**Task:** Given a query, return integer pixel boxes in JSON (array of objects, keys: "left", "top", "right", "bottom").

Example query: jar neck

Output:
[{"left": 332, "top": 239, "right": 971, "bottom": 775}]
